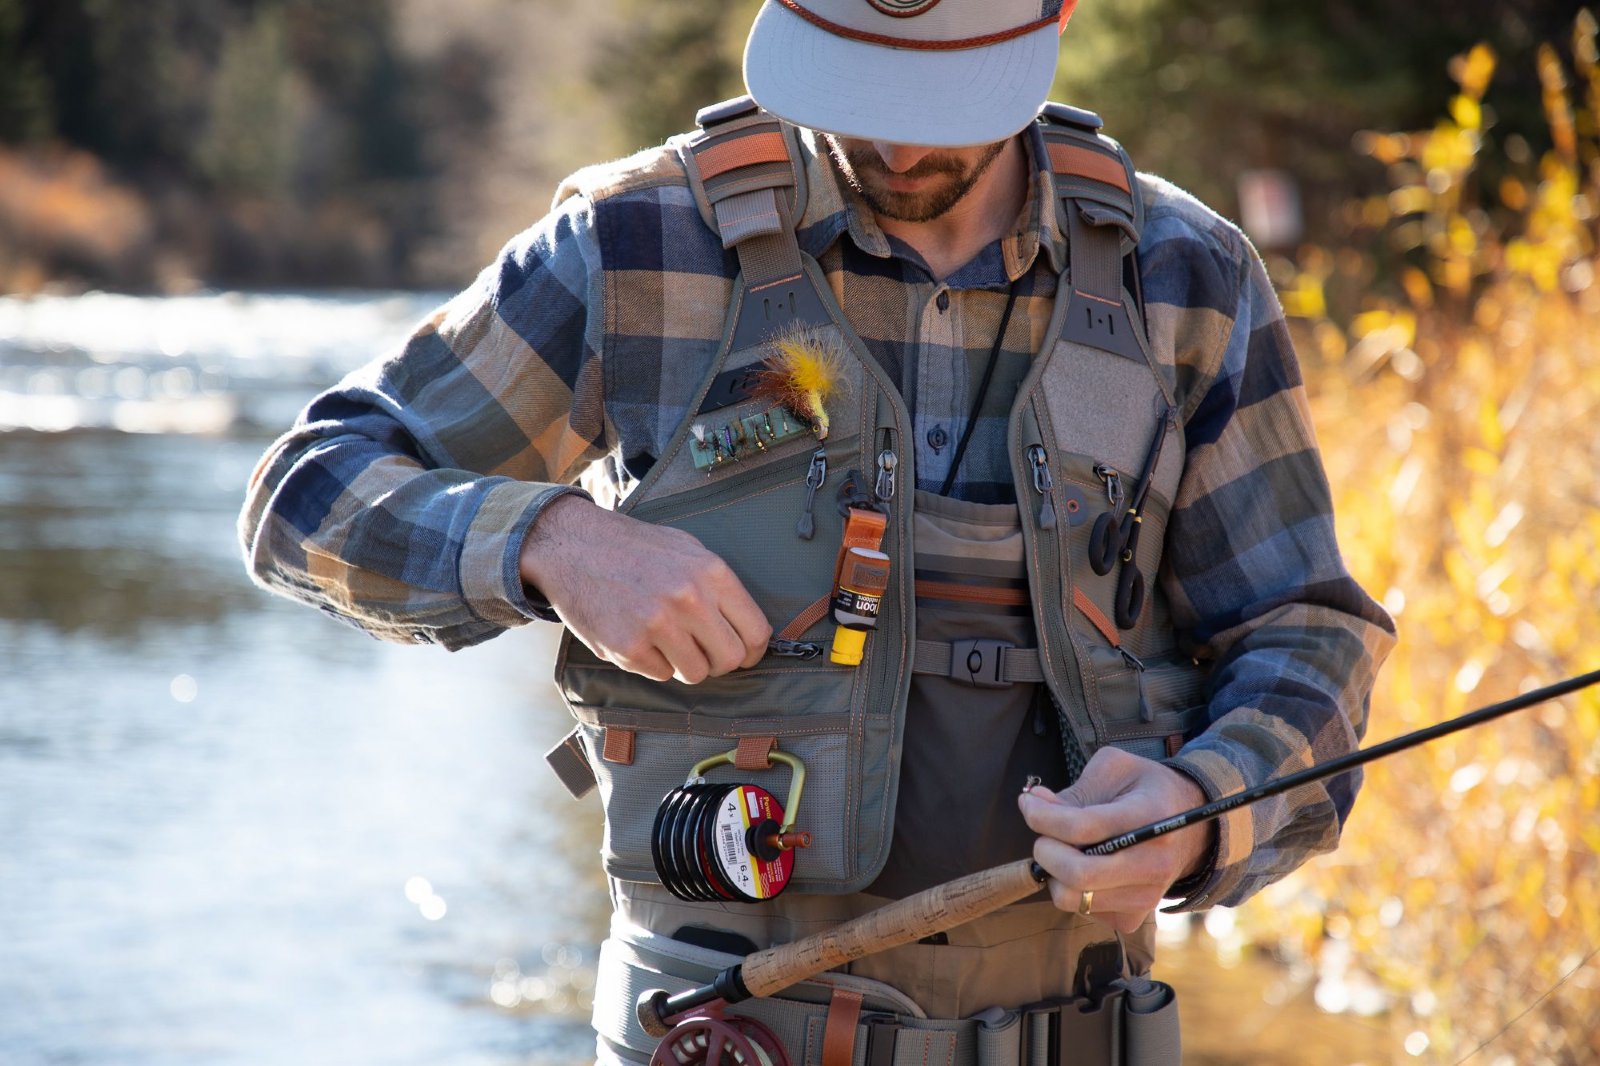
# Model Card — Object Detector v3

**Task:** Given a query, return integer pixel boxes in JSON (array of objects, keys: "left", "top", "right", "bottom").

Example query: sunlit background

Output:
[{"left": 2, "top": 2, "right": 1597, "bottom": 1064}]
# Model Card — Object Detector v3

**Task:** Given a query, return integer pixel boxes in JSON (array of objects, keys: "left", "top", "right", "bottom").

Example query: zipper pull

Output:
[
  {"left": 1093, "top": 461, "right": 1124, "bottom": 512},
  {"left": 1119, "top": 647, "right": 1153, "bottom": 722},
  {"left": 1027, "top": 444, "right": 1056, "bottom": 529},
  {"left": 796, "top": 448, "right": 827, "bottom": 540},
  {"left": 767, "top": 638, "right": 823, "bottom": 660},
  {"left": 875, "top": 448, "right": 898, "bottom": 503}
]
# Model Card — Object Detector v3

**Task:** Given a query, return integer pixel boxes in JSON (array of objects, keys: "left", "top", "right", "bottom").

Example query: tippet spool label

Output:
[{"left": 711, "top": 784, "right": 793, "bottom": 900}]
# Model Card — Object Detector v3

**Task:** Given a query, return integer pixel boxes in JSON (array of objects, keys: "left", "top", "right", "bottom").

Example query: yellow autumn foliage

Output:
[{"left": 1233, "top": 13, "right": 1600, "bottom": 1064}]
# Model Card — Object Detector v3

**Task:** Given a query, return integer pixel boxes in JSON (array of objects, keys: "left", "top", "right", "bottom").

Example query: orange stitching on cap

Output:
[
  {"left": 775, "top": 0, "right": 1055, "bottom": 51},
  {"left": 1046, "top": 141, "right": 1131, "bottom": 193},
  {"left": 696, "top": 131, "right": 792, "bottom": 180}
]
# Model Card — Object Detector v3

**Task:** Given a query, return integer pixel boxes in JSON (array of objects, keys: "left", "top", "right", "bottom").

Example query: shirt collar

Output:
[{"left": 793, "top": 123, "right": 1068, "bottom": 281}]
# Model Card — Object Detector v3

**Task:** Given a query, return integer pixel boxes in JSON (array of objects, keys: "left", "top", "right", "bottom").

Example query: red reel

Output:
[{"left": 648, "top": 1011, "right": 791, "bottom": 1066}]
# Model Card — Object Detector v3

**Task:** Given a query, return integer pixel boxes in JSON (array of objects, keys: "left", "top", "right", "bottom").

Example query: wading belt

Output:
[{"left": 593, "top": 920, "right": 1181, "bottom": 1066}]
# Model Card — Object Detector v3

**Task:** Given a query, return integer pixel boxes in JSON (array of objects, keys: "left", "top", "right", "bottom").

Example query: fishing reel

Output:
[
  {"left": 648, "top": 1009, "right": 790, "bottom": 1066},
  {"left": 650, "top": 747, "right": 811, "bottom": 903}
]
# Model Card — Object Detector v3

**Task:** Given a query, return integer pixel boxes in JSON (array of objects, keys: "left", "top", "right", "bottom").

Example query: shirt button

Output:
[
  {"left": 935, "top": 290, "right": 950, "bottom": 312},
  {"left": 927, "top": 426, "right": 948, "bottom": 452}
]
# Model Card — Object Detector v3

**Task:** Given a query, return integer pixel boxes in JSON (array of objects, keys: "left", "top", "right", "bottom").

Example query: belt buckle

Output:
[
  {"left": 949, "top": 638, "right": 1011, "bottom": 688},
  {"left": 863, "top": 1014, "right": 900, "bottom": 1066},
  {"left": 1024, "top": 989, "right": 1124, "bottom": 1066}
]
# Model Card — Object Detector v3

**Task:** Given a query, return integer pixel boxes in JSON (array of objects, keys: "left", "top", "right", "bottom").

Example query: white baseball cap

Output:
[{"left": 744, "top": 0, "right": 1075, "bottom": 148}]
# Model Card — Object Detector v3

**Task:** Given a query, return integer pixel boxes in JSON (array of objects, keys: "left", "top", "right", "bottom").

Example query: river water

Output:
[
  {"left": 0, "top": 291, "right": 1395, "bottom": 1065},
  {"left": 0, "top": 292, "right": 609, "bottom": 1065}
]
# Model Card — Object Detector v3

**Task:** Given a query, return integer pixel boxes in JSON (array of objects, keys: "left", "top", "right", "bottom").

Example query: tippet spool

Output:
[{"left": 649, "top": 749, "right": 812, "bottom": 904}]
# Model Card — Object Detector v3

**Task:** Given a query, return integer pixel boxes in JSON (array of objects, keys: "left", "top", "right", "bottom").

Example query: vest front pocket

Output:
[
  {"left": 1083, "top": 644, "right": 1209, "bottom": 760},
  {"left": 564, "top": 702, "right": 882, "bottom": 892}
]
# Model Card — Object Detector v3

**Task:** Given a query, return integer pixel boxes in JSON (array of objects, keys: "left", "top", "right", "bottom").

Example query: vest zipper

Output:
[
  {"left": 1026, "top": 444, "right": 1057, "bottom": 529},
  {"left": 1119, "top": 647, "right": 1154, "bottom": 723},
  {"left": 766, "top": 638, "right": 824, "bottom": 660},
  {"left": 874, "top": 430, "right": 898, "bottom": 504},
  {"left": 796, "top": 447, "right": 827, "bottom": 540}
]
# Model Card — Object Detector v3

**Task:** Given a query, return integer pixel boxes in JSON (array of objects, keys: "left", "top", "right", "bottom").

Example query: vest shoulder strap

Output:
[
  {"left": 1037, "top": 102, "right": 1148, "bottom": 362},
  {"left": 1036, "top": 102, "right": 1143, "bottom": 246},
  {"left": 679, "top": 95, "right": 831, "bottom": 349}
]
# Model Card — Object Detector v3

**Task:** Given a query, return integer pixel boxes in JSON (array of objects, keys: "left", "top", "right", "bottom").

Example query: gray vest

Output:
[{"left": 545, "top": 99, "right": 1210, "bottom": 901}]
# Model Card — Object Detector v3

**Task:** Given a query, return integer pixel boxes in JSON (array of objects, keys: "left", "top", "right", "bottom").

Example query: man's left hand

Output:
[{"left": 1018, "top": 747, "right": 1215, "bottom": 933}]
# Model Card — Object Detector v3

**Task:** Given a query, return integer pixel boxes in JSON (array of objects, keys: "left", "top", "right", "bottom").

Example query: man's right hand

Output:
[{"left": 518, "top": 494, "right": 772, "bottom": 684}]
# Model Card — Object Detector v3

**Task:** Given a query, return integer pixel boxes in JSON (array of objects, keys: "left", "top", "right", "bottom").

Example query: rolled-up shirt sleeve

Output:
[
  {"left": 238, "top": 194, "right": 608, "bottom": 650},
  {"left": 1152, "top": 215, "right": 1396, "bottom": 909}
]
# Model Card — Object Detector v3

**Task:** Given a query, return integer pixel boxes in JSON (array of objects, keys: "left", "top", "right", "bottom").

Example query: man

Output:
[{"left": 241, "top": 1, "right": 1394, "bottom": 1061}]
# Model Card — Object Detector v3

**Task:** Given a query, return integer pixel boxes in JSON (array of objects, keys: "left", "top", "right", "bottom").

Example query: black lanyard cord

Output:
[{"left": 938, "top": 280, "right": 1022, "bottom": 497}]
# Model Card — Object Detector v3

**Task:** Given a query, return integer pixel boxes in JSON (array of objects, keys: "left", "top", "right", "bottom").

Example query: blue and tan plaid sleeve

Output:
[
  {"left": 238, "top": 194, "right": 609, "bottom": 650},
  {"left": 1141, "top": 190, "right": 1397, "bottom": 909}
]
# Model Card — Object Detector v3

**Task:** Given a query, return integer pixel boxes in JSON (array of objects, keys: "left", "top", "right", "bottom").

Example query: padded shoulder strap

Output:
[
  {"left": 1037, "top": 102, "right": 1143, "bottom": 246},
  {"left": 1037, "top": 102, "right": 1147, "bottom": 363},
  {"left": 678, "top": 96, "right": 831, "bottom": 349}
]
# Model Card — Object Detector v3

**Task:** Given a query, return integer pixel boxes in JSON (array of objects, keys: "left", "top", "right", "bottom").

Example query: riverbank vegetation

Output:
[
  {"left": 4, "top": 1, "right": 1592, "bottom": 292},
  {"left": 1246, "top": 16, "right": 1600, "bottom": 1062}
]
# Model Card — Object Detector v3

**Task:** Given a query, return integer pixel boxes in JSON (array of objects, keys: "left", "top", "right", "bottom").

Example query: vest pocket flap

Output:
[
  {"left": 1086, "top": 644, "right": 1209, "bottom": 743},
  {"left": 566, "top": 705, "right": 879, "bottom": 892}
]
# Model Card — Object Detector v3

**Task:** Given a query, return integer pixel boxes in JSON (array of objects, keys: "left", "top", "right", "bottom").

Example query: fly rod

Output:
[
  {"left": 1082, "top": 667, "right": 1600, "bottom": 856},
  {"left": 637, "top": 667, "right": 1600, "bottom": 1037}
]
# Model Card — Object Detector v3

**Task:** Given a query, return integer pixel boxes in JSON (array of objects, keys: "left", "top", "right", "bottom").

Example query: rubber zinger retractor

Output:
[{"left": 649, "top": 747, "right": 811, "bottom": 903}]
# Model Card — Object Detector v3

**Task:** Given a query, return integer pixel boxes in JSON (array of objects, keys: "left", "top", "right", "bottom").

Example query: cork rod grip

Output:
[{"left": 739, "top": 858, "right": 1046, "bottom": 998}]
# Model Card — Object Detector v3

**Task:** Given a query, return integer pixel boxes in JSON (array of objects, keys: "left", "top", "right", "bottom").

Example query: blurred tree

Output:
[
  {"left": 1052, "top": 0, "right": 1596, "bottom": 235},
  {"left": 589, "top": 0, "right": 758, "bottom": 150},
  {"left": 0, "top": 0, "right": 52, "bottom": 141},
  {"left": 198, "top": 7, "right": 297, "bottom": 197}
]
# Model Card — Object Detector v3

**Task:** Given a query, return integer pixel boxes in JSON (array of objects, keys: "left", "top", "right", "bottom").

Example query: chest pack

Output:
[{"left": 543, "top": 98, "right": 1211, "bottom": 898}]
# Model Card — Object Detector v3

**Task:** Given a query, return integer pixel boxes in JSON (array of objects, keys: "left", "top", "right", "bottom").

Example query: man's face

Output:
[{"left": 824, "top": 135, "right": 1009, "bottom": 223}]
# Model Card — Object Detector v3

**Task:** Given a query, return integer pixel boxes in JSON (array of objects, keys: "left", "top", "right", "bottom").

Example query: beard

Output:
[{"left": 824, "top": 136, "right": 1008, "bottom": 223}]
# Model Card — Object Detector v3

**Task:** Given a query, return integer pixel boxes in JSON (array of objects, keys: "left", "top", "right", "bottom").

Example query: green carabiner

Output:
[{"left": 687, "top": 747, "right": 807, "bottom": 833}]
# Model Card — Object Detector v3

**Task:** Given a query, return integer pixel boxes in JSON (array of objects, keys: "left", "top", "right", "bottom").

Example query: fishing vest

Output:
[{"left": 544, "top": 97, "right": 1210, "bottom": 903}]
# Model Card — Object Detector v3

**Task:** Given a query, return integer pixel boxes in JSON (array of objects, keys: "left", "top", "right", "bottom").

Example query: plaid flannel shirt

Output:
[{"left": 240, "top": 122, "right": 1394, "bottom": 910}]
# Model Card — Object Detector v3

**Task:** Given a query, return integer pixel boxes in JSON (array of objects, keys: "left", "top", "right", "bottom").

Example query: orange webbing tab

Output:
[
  {"left": 821, "top": 988, "right": 864, "bottom": 1066},
  {"left": 734, "top": 735, "right": 778, "bottom": 772},
  {"left": 778, "top": 595, "right": 832, "bottom": 641},
  {"left": 601, "top": 726, "right": 636, "bottom": 765},
  {"left": 695, "top": 129, "right": 792, "bottom": 180},
  {"left": 834, "top": 507, "right": 888, "bottom": 584},
  {"left": 1073, "top": 587, "right": 1121, "bottom": 647},
  {"left": 1046, "top": 140, "right": 1132, "bottom": 193}
]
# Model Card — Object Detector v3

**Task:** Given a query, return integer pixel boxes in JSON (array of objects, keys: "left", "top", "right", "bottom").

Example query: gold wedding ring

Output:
[{"left": 1077, "top": 889, "right": 1094, "bottom": 917}]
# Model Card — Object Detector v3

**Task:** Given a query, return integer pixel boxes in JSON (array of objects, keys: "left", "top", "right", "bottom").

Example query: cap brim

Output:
[{"left": 744, "top": 1, "right": 1060, "bottom": 148}]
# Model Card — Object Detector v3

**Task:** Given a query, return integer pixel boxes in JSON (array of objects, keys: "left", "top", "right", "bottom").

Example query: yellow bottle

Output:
[{"left": 830, "top": 547, "right": 890, "bottom": 666}]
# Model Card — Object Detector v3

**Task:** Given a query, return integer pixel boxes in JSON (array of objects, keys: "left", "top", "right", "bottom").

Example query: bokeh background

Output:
[{"left": 2, "top": 2, "right": 1598, "bottom": 1063}]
